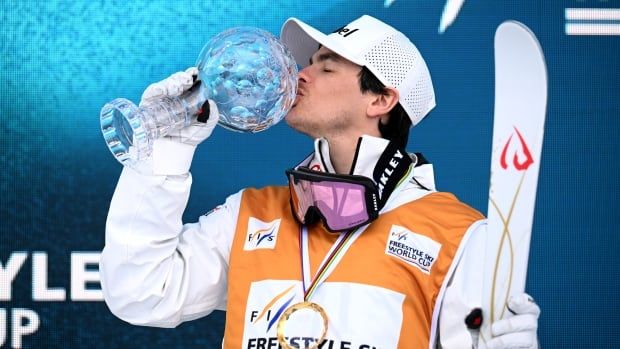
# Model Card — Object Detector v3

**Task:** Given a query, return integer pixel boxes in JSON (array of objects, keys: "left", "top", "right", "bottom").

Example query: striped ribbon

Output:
[{"left": 300, "top": 226, "right": 364, "bottom": 300}]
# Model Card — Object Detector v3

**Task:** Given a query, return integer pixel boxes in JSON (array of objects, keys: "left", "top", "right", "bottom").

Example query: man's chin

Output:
[
  {"left": 284, "top": 111, "right": 301, "bottom": 127},
  {"left": 284, "top": 115, "right": 317, "bottom": 138},
  {"left": 284, "top": 115, "right": 302, "bottom": 131}
]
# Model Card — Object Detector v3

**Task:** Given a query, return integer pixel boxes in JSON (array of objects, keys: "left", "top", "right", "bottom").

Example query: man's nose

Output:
[{"left": 298, "top": 66, "right": 311, "bottom": 84}]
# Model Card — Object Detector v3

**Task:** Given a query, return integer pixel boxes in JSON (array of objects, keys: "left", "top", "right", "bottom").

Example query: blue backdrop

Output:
[{"left": 1, "top": 0, "right": 618, "bottom": 348}]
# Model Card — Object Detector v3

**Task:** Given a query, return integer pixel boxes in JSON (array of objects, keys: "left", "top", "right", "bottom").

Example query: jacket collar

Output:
[{"left": 296, "top": 135, "right": 437, "bottom": 195}]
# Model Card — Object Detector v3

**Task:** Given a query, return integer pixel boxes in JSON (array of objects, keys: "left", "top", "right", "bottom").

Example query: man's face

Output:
[{"left": 286, "top": 46, "right": 371, "bottom": 139}]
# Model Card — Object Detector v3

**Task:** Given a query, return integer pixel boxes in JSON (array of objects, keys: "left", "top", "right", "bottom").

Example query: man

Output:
[{"left": 100, "top": 15, "right": 539, "bottom": 348}]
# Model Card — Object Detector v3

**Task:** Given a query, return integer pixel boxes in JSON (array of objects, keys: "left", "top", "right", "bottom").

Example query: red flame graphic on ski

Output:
[{"left": 500, "top": 127, "right": 534, "bottom": 171}]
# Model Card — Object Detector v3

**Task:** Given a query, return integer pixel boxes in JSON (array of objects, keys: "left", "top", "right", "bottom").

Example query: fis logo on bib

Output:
[
  {"left": 249, "top": 284, "right": 296, "bottom": 332},
  {"left": 391, "top": 230, "right": 408, "bottom": 241},
  {"left": 385, "top": 225, "right": 441, "bottom": 274},
  {"left": 244, "top": 217, "right": 281, "bottom": 251}
]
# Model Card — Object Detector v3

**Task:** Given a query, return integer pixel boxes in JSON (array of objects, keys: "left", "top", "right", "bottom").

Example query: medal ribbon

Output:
[{"left": 300, "top": 226, "right": 365, "bottom": 300}]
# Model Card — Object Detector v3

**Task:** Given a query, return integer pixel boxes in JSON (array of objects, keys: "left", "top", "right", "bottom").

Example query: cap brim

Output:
[{"left": 280, "top": 18, "right": 365, "bottom": 68}]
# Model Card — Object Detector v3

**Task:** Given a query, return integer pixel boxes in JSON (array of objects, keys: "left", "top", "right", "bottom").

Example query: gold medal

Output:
[
  {"left": 276, "top": 301, "right": 329, "bottom": 349},
  {"left": 278, "top": 226, "right": 361, "bottom": 348}
]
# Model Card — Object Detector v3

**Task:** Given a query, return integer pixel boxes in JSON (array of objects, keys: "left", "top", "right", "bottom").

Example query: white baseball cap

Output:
[{"left": 280, "top": 15, "right": 436, "bottom": 126}]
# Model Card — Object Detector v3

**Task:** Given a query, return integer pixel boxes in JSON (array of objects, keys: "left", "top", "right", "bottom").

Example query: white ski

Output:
[{"left": 478, "top": 21, "right": 547, "bottom": 347}]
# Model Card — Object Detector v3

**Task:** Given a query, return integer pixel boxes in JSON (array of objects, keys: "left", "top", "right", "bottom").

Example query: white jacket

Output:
[{"left": 100, "top": 137, "right": 487, "bottom": 348}]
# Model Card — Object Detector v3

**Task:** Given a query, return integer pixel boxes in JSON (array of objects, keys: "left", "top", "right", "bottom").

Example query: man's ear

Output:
[{"left": 367, "top": 87, "right": 400, "bottom": 119}]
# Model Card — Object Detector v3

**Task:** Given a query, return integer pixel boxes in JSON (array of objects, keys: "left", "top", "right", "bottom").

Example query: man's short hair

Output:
[{"left": 358, "top": 66, "right": 412, "bottom": 149}]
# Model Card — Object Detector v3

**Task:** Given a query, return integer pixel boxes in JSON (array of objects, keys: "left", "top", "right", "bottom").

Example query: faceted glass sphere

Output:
[{"left": 196, "top": 27, "right": 298, "bottom": 133}]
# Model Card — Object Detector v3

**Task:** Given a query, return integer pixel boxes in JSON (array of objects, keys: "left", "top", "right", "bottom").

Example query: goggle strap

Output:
[{"left": 372, "top": 143, "right": 413, "bottom": 208}]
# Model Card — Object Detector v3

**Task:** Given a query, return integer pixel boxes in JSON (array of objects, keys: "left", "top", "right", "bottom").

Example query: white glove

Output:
[
  {"left": 140, "top": 67, "right": 219, "bottom": 147},
  {"left": 130, "top": 67, "right": 219, "bottom": 176},
  {"left": 141, "top": 67, "right": 198, "bottom": 103},
  {"left": 486, "top": 293, "right": 540, "bottom": 349}
]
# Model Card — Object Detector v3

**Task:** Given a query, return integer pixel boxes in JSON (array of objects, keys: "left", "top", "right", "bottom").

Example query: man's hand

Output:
[
  {"left": 140, "top": 67, "right": 219, "bottom": 147},
  {"left": 486, "top": 293, "right": 540, "bottom": 349},
  {"left": 141, "top": 67, "right": 198, "bottom": 104}
]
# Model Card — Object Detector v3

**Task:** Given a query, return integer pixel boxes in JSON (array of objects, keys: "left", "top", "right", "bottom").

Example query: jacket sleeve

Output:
[
  {"left": 437, "top": 220, "right": 488, "bottom": 349},
  {"left": 99, "top": 151, "right": 242, "bottom": 328}
]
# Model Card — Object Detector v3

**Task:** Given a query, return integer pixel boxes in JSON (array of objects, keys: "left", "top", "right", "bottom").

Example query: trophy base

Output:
[{"left": 100, "top": 98, "right": 151, "bottom": 168}]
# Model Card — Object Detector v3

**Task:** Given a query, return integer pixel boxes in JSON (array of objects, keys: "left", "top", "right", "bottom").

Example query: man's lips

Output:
[
  {"left": 296, "top": 85, "right": 306, "bottom": 97},
  {"left": 293, "top": 90, "right": 304, "bottom": 107}
]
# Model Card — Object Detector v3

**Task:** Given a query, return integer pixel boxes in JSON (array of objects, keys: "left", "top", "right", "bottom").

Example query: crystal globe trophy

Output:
[{"left": 100, "top": 27, "right": 298, "bottom": 168}]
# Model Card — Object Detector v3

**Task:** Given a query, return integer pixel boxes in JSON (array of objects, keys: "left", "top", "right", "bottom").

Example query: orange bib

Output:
[{"left": 224, "top": 186, "right": 483, "bottom": 348}]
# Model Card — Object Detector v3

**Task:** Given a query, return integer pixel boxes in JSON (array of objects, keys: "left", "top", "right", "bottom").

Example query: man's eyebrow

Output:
[{"left": 309, "top": 52, "right": 344, "bottom": 65}]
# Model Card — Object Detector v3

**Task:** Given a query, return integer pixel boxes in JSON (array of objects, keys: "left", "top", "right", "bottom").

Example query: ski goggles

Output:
[{"left": 286, "top": 167, "right": 380, "bottom": 232}]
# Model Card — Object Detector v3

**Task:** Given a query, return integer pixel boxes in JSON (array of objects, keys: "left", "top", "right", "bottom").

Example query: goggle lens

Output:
[{"left": 288, "top": 174, "right": 371, "bottom": 231}]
